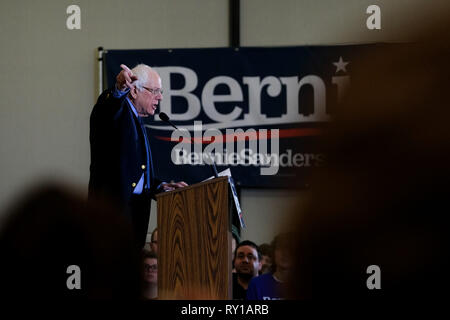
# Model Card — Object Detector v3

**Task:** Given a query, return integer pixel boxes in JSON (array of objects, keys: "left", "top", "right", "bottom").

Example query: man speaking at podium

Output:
[{"left": 88, "top": 64, "right": 187, "bottom": 248}]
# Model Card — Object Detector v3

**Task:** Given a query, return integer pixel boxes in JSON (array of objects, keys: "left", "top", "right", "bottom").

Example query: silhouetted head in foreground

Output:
[
  {"left": 0, "top": 183, "right": 142, "bottom": 300},
  {"left": 289, "top": 22, "right": 450, "bottom": 299}
]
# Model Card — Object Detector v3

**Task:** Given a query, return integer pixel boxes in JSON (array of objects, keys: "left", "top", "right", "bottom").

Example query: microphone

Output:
[
  {"left": 158, "top": 112, "right": 178, "bottom": 129},
  {"left": 158, "top": 112, "right": 219, "bottom": 178}
]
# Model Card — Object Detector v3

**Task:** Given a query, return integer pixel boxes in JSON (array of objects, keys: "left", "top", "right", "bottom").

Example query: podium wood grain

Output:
[{"left": 157, "top": 177, "right": 232, "bottom": 299}]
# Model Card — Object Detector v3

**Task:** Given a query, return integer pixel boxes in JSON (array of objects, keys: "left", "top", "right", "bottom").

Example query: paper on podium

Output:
[{"left": 202, "top": 169, "right": 245, "bottom": 229}]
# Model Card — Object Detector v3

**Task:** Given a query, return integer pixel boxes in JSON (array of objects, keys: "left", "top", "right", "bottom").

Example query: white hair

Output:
[{"left": 131, "top": 64, "right": 154, "bottom": 91}]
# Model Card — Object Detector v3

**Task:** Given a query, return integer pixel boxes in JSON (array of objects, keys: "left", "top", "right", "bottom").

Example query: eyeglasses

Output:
[
  {"left": 144, "top": 264, "right": 158, "bottom": 271},
  {"left": 236, "top": 253, "right": 257, "bottom": 261},
  {"left": 142, "top": 86, "right": 163, "bottom": 95}
]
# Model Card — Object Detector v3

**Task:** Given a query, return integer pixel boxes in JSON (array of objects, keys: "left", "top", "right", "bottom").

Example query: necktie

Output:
[{"left": 138, "top": 117, "right": 152, "bottom": 192}]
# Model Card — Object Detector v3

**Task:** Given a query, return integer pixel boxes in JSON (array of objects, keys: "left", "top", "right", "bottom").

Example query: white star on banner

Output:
[{"left": 333, "top": 56, "right": 349, "bottom": 73}]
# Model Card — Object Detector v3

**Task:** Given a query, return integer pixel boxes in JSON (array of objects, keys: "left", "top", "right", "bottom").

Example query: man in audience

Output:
[{"left": 232, "top": 240, "right": 261, "bottom": 299}]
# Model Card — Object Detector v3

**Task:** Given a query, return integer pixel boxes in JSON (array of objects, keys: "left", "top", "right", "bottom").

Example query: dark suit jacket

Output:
[{"left": 88, "top": 88, "right": 161, "bottom": 208}]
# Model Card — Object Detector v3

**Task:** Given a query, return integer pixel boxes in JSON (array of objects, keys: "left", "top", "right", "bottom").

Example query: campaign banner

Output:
[{"left": 104, "top": 45, "right": 380, "bottom": 188}]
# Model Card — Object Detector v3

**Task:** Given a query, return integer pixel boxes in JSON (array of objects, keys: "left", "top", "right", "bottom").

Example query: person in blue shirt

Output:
[{"left": 246, "top": 233, "right": 293, "bottom": 300}]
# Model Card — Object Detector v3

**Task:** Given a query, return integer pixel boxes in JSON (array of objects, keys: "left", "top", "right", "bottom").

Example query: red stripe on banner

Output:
[{"left": 155, "top": 128, "right": 322, "bottom": 144}]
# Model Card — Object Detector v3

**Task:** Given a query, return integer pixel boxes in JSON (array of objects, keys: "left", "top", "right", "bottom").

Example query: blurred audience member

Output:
[
  {"left": 142, "top": 249, "right": 158, "bottom": 300},
  {"left": 247, "top": 233, "right": 294, "bottom": 300},
  {"left": 289, "top": 22, "right": 450, "bottom": 298},
  {"left": 258, "top": 243, "right": 272, "bottom": 275},
  {"left": 232, "top": 240, "right": 261, "bottom": 299},
  {"left": 0, "top": 183, "right": 142, "bottom": 300}
]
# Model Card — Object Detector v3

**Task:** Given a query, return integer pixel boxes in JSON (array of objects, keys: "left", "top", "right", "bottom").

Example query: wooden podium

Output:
[{"left": 156, "top": 176, "right": 233, "bottom": 299}]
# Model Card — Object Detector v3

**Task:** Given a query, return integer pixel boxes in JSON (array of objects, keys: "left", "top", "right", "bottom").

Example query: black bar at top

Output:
[{"left": 230, "top": 0, "right": 240, "bottom": 47}]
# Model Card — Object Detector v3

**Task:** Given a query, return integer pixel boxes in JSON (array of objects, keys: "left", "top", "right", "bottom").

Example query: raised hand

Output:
[
  {"left": 115, "top": 64, "right": 138, "bottom": 91},
  {"left": 161, "top": 181, "right": 188, "bottom": 192}
]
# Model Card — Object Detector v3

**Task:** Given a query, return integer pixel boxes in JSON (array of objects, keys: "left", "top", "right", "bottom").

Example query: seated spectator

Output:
[
  {"left": 142, "top": 250, "right": 158, "bottom": 300},
  {"left": 247, "top": 233, "right": 293, "bottom": 300},
  {"left": 232, "top": 240, "right": 261, "bottom": 299},
  {"left": 258, "top": 243, "right": 272, "bottom": 275}
]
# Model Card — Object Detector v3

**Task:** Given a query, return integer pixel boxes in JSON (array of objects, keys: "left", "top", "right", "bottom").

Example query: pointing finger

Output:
[
  {"left": 120, "top": 64, "right": 132, "bottom": 73},
  {"left": 125, "top": 80, "right": 132, "bottom": 88}
]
